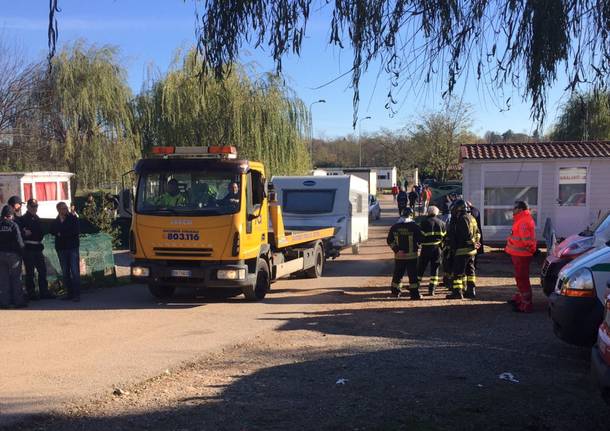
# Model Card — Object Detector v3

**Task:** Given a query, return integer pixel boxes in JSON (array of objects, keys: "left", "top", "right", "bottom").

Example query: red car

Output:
[
  {"left": 591, "top": 287, "right": 610, "bottom": 404},
  {"left": 541, "top": 211, "right": 610, "bottom": 296}
]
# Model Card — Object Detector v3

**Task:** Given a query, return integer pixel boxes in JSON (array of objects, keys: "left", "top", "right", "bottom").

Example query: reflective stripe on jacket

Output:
[
  {"left": 449, "top": 213, "right": 480, "bottom": 256},
  {"left": 387, "top": 220, "right": 423, "bottom": 260},
  {"left": 420, "top": 215, "right": 446, "bottom": 247},
  {"left": 505, "top": 210, "right": 536, "bottom": 257}
]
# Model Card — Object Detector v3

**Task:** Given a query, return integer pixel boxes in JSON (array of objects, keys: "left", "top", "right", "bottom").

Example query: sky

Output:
[{"left": 1, "top": 0, "right": 572, "bottom": 138}]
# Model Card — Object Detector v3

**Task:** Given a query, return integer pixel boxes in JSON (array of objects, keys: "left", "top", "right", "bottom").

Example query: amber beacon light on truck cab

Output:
[{"left": 129, "top": 146, "right": 335, "bottom": 301}]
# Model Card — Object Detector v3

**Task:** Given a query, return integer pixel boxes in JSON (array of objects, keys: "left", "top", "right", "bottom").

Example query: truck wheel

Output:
[
  {"left": 148, "top": 284, "right": 175, "bottom": 300},
  {"left": 305, "top": 243, "right": 324, "bottom": 278},
  {"left": 242, "top": 259, "right": 270, "bottom": 301}
]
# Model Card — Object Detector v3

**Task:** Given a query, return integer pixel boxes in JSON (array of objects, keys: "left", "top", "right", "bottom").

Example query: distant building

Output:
[{"left": 461, "top": 141, "right": 610, "bottom": 242}]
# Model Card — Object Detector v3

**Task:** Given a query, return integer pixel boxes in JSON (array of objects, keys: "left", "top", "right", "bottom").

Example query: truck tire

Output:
[
  {"left": 148, "top": 284, "right": 175, "bottom": 300},
  {"left": 242, "top": 259, "right": 270, "bottom": 301},
  {"left": 305, "top": 243, "right": 324, "bottom": 278}
]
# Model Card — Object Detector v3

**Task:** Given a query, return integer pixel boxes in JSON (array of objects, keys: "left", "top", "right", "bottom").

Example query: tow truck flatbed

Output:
[{"left": 270, "top": 227, "right": 335, "bottom": 249}]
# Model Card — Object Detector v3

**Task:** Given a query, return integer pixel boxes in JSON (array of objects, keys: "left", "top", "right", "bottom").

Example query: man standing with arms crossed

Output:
[
  {"left": 506, "top": 201, "right": 537, "bottom": 313},
  {"left": 50, "top": 202, "right": 81, "bottom": 302},
  {"left": 21, "top": 199, "right": 55, "bottom": 300}
]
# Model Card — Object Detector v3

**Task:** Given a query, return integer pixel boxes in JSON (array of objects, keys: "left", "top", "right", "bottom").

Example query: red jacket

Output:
[{"left": 505, "top": 210, "right": 536, "bottom": 257}]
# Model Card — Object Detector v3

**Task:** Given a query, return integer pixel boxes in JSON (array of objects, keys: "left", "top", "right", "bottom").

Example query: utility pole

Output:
[
  {"left": 358, "top": 116, "right": 372, "bottom": 167},
  {"left": 309, "top": 99, "right": 326, "bottom": 167}
]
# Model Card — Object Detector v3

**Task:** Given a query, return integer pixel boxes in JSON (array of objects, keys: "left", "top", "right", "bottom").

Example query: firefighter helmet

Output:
[{"left": 400, "top": 207, "right": 414, "bottom": 218}]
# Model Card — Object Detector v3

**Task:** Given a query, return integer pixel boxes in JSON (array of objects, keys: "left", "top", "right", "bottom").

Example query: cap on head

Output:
[
  {"left": 427, "top": 205, "right": 440, "bottom": 216},
  {"left": 2, "top": 205, "right": 15, "bottom": 218},
  {"left": 8, "top": 195, "right": 22, "bottom": 206},
  {"left": 400, "top": 207, "right": 414, "bottom": 218},
  {"left": 514, "top": 200, "right": 529, "bottom": 211},
  {"left": 452, "top": 199, "right": 467, "bottom": 213}
]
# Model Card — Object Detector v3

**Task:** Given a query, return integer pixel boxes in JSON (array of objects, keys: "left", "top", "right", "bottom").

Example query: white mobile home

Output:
[
  {"left": 271, "top": 175, "right": 369, "bottom": 254},
  {"left": 319, "top": 167, "right": 377, "bottom": 196},
  {"left": 373, "top": 166, "right": 398, "bottom": 190},
  {"left": 461, "top": 141, "right": 610, "bottom": 242},
  {"left": 0, "top": 171, "right": 74, "bottom": 219}
]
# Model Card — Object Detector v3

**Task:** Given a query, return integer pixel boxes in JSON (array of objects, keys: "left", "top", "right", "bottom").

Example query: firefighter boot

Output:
[
  {"left": 409, "top": 289, "right": 422, "bottom": 300},
  {"left": 464, "top": 286, "right": 476, "bottom": 299},
  {"left": 445, "top": 289, "right": 464, "bottom": 300}
]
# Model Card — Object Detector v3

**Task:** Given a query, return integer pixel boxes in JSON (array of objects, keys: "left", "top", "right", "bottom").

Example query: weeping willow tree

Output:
[
  {"left": 46, "top": 41, "right": 140, "bottom": 190},
  {"left": 550, "top": 92, "right": 610, "bottom": 141},
  {"left": 135, "top": 50, "right": 311, "bottom": 176}
]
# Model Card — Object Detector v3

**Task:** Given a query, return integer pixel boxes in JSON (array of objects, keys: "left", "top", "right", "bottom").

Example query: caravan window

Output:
[
  {"left": 23, "top": 183, "right": 33, "bottom": 201},
  {"left": 60, "top": 182, "right": 69, "bottom": 200},
  {"left": 35, "top": 182, "right": 58, "bottom": 201},
  {"left": 283, "top": 189, "right": 335, "bottom": 214}
]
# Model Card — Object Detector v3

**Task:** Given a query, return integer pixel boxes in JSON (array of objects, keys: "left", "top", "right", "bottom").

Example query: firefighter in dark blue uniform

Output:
[
  {"left": 446, "top": 200, "right": 481, "bottom": 299},
  {"left": 418, "top": 205, "right": 446, "bottom": 296},
  {"left": 387, "top": 207, "right": 424, "bottom": 299}
]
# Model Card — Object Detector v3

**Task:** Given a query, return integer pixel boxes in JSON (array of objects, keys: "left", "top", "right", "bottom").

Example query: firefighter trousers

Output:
[
  {"left": 418, "top": 246, "right": 441, "bottom": 291},
  {"left": 450, "top": 254, "right": 476, "bottom": 292},
  {"left": 391, "top": 258, "right": 419, "bottom": 293}
]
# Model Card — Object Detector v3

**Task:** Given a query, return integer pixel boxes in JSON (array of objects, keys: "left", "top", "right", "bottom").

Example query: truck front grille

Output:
[{"left": 153, "top": 247, "right": 213, "bottom": 258}]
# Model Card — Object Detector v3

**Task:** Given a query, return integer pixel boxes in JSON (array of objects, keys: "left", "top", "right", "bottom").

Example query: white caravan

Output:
[
  {"left": 374, "top": 166, "right": 398, "bottom": 190},
  {"left": 271, "top": 175, "right": 369, "bottom": 255},
  {"left": 321, "top": 167, "right": 377, "bottom": 196},
  {"left": 0, "top": 171, "right": 74, "bottom": 219}
]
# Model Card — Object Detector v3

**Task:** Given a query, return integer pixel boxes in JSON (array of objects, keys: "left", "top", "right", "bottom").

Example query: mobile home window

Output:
[
  {"left": 60, "top": 182, "right": 69, "bottom": 200},
  {"left": 559, "top": 167, "right": 587, "bottom": 206},
  {"left": 35, "top": 182, "right": 58, "bottom": 201},
  {"left": 483, "top": 170, "right": 538, "bottom": 226},
  {"left": 23, "top": 183, "right": 33, "bottom": 201},
  {"left": 283, "top": 190, "right": 335, "bottom": 214}
]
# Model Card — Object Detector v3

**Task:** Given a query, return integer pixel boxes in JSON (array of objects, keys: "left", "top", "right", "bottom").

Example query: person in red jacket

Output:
[{"left": 505, "top": 201, "right": 537, "bottom": 313}]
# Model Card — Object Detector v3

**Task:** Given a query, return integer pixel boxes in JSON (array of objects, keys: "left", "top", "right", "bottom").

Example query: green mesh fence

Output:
[{"left": 42, "top": 233, "right": 117, "bottom": 288}]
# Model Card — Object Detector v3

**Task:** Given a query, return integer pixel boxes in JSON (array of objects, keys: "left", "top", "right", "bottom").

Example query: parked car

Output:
[
  {"left": 368, "top": 194, "right": 381, "bottom": 221},
  {"left": 591, "top": 287, "right": 610, "bottom": 404},
  {"left": 541, "top": 211, "right": 610, "bottom": 296},
  {"left": 549, "top": 243, "right": 610, "bottom": 346}
]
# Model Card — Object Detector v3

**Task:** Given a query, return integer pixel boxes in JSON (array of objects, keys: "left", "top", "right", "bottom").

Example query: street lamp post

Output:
[
  {"left": 358, "top": 116, "right": 372, "bottom": 167},
  {"left": 309, "top": 99, "right": 326, "bottom": 167}
]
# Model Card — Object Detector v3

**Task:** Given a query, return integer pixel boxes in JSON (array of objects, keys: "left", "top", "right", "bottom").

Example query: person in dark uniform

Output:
[
  {"left": 396, "top": 187, "right": 408, "bottom": 216},
  {"left": 21, "top": 199, "right": 55, "bottom": 300},
  {"left": 50, "top": 202, "right": 81, "bottom": 302},
  {"left": 418, "top": 205, "right": 446, "bottom": 296},
  {"left": 446, "top": 200, "right": 481, "bottom": 299},
  {"left": 467, "top": 201, "right": 484, "bottom": 265},
  {"left": 408, "top": 186, "right": 418, "bottom": 212},
  {"left": 387, "top": 207, "right": 424, "bottom": 299},
  {"left": 0, "top": 206, "right": 26, "bottom": 308}
]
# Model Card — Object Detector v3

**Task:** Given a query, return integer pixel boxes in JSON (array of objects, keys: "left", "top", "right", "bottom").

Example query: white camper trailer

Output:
[
  {"left": 374, "top": 166, "right": 398, "bottom": 190},
  {"left": 271, "top": 175, "right": 369, "bottom": 255},
  {"left": 0, "top": 172, "right": 73, "bottom": 219}
]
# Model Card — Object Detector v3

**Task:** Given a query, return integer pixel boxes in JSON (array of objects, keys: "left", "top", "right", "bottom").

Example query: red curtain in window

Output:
[
  {"left": 60, "top": 182, "right": 69, "bottom": 200},
  {"left": 35, "top": 182, "right": 57, "bottom": 201},
  {"left": 23, "top": 183, "right": 33, "bottom": 201}
]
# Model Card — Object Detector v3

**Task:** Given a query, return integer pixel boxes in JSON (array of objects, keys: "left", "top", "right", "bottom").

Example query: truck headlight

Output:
[
  {"left": 131, "top": 266, "right": 150, "bottom": 277},
  {"left": 217, "top": 268, "right": 246, "bottom": 280},
  {"left": 560, "top": 268, "right": 595, "bottom": 297}
]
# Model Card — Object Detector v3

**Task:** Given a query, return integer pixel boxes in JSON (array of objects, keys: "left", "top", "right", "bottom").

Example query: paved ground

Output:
[{"left": 1, "top": 196, "right": 607, "bottom": 430}]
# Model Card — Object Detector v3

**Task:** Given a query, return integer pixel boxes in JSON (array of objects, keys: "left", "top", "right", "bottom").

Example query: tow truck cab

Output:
[{"left": 129, "top": 146, "right": 334, "bottom": 301}]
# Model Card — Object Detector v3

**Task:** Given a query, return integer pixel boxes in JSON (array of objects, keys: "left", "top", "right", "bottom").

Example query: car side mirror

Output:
[{"left": 248, "top": 204, "right": 262, "bottom": 221}]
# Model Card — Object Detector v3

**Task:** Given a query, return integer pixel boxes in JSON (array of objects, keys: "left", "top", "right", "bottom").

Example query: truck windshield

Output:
[{"left": 136, "top": 171, "right": 241, "bottom": 216}]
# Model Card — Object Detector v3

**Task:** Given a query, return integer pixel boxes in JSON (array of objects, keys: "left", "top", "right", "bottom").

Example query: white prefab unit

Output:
[
  {"left": 461, "top": 141, "right": 610, "bottom": 242},
  {"left": 271, "top": 175, "right": 369, "bottom": 253},
  {"left": 0, "top": 171, "right": 74, "bottom": 219},
  {"left": 374, "top": 166, "right": 398, "bottom": 189}
]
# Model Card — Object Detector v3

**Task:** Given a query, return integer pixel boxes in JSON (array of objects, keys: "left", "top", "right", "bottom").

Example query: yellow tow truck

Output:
[{"left": 129, "top": 146, "right": 335, "bottom": 300}]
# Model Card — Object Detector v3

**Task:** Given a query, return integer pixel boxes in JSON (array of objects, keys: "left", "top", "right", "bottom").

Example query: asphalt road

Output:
[{"left": 0, "top": 199, "right": 394, "bottom": 427}]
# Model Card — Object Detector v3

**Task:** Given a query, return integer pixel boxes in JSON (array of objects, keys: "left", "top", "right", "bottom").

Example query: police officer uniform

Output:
[
  {"left": 21, "top": 199, "right": 54, "bottom": 300},
  {"left": 387, "top": 208, "right": 424, "bottom": 299},
  {"left": 0, "top": 206, "right": 26, "bottom": 308},
  {"left": 446, "top": 200, "right": 480, "bottom": 299},
  {"left": 418, "top": 209, "right": 446, "bottom": 295}
]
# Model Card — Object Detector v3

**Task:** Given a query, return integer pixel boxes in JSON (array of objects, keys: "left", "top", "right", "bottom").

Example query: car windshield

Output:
[{"left": 136, "top": 170, "right": 241, "bottom": 216}]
